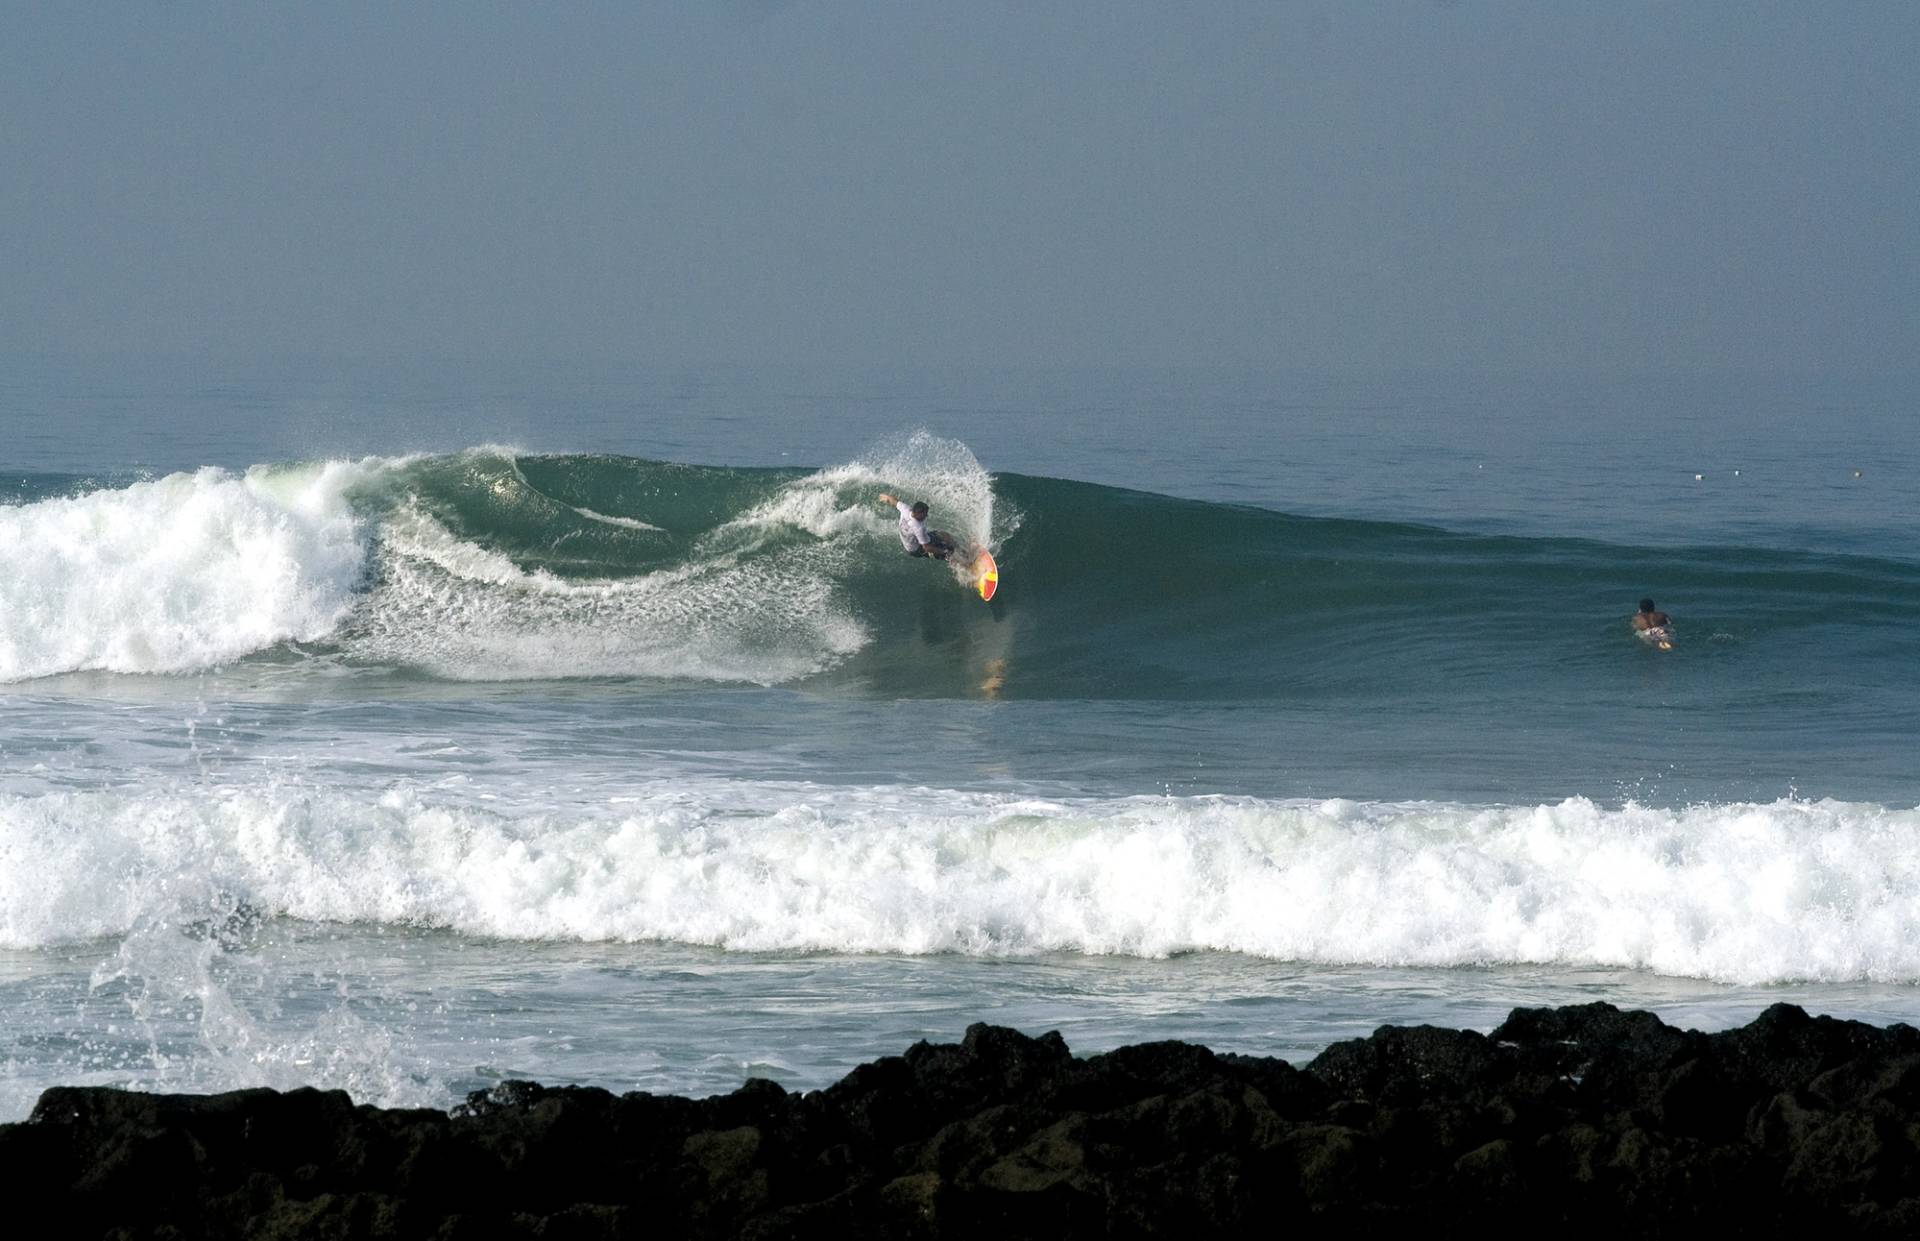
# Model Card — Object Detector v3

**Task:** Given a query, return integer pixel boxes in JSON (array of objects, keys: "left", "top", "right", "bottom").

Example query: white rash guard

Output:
[{"left": 895, "top": 502, "right": 932, "bottom": 552}]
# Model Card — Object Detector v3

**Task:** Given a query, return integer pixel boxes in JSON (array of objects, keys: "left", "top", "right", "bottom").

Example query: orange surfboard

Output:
[{"left": 972, "top": 549, "right": 998, "bottom": 602}]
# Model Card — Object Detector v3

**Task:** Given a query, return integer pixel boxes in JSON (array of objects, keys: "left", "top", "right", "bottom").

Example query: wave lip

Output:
[{"left": 5, "top": 784, "right": 1916, "bottom": 987}]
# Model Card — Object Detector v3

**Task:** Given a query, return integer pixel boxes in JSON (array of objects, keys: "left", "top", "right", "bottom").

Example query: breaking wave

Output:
[
  {"left": 4, "top": 432, "right": 1918, "bottom": 698},
  {"left": 3, "top": 780, "right": 1916, "bottom": 986}
]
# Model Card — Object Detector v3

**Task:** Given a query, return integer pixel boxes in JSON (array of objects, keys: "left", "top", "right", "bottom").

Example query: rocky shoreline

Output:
[{"left": 7, "top": 1001, "right": 1920, "bottom": 1237}]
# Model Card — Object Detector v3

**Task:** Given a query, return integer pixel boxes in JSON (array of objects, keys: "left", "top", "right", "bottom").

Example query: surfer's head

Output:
[
  {"left": 1639, "top": 598, "right": 1656, "bottom": 614},
  {"left": 911, "top": 501, "right": 930, "bottom": 519}
]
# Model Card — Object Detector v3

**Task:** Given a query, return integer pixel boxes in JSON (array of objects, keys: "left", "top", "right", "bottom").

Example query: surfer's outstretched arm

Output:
[{"left": 877, "top": 492, "right": 898, "bottom": 507}]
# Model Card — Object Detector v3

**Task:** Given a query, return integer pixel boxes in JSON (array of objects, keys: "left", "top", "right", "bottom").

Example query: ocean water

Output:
[{"left": 1, "top": 358, "right": 1916, "bottom": 1119}]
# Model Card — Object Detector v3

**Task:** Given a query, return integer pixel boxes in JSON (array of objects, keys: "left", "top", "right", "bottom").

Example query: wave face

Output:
[
  {"left": 4, "top": 434, "right": 1920, "bottom": 697},
  {"left": 0, "top": 435, "right": 1002, "bottom": 685},
  {"left": 4, "top": 781, "right": 1916, "bottom": 985}
]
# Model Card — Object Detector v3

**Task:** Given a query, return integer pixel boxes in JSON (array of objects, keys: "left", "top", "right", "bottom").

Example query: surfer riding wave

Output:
[{"left": 878, "top": 493, "right": 959, "bottom": 561}]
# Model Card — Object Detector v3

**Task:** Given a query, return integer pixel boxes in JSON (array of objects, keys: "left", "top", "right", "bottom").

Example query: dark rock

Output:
[
  {"left": 1307, "top": 1022, "right": 1509, "bottom": 1102},
  {"left": 12, "top": 1003, "right": 1920, "bottom": 1236}
]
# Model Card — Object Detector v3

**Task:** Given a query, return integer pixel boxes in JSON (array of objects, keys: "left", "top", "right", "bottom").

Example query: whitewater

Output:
[
  {"left": 1, "top": 363, "right": 1916, "bottom": 1121},
  {"left": 6, "top": 779, "right": 1919, "bottom": 984}
]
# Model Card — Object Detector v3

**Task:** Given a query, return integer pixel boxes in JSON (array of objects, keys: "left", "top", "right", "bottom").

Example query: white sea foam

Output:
[
  {"left": 346, "top": 503, "right": 869, "bottom": 682},
  {"left": 337, "top": 432, "right": 1007, "bottom": 682},
  {"left": 4, "top": 785, "right": 1916, "bottom": 986},
  {"left": 570, "top": 506, "right": 664, "bottom": 532},
  {"left": 0, "top": 462, "right": 378, "bottom": 681}
]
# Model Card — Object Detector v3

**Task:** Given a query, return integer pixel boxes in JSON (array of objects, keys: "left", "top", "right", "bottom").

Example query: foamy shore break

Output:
[{"left": 9, "top": 1003, "right": 1919, "bottom": 1238}]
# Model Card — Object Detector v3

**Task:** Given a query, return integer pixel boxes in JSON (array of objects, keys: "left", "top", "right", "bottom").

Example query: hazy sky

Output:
[{"left": 4, "top": 2, "right": 1915, "bottom": 372}]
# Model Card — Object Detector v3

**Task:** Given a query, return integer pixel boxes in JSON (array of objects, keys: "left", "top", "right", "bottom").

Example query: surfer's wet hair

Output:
[
  {"left": 912, "top": 501, "right": 930, "bottom": 516},
  {"left": 1639, "top": 598, "right": 1656, "bottom": 613}
]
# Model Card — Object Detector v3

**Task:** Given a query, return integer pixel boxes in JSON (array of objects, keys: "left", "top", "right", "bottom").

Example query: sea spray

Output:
[{"left": 84, "top": 907, "right": 436, "bottom": 1108}]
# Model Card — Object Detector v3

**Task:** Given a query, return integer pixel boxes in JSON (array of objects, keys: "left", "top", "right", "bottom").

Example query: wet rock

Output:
[
  {"left": 1307, "top": 1023, "right": 1508, "bottom": 1103},
  {"left": 12, "top": 1003, "right": 1920, "bottom": 1236}
]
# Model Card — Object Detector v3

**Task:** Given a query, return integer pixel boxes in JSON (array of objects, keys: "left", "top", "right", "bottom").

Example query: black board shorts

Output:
[{"left": 908, "top": 532, "right": 958, "bottom": 559}]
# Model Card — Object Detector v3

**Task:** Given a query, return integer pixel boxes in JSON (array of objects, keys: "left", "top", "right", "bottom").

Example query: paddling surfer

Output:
[
  {"left": 877, "top": 493, "right": 958, "bottom": 561},
  {"left": 1633, "top": 598, "right": 1676, "bottom": 649}
]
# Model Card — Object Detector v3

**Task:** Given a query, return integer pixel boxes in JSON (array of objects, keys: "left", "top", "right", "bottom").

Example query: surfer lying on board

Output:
[
  {"left": 1633, "top": 598, "right": 1676, "bottom": 649},
  {"left": 877, "top": 493, "right": 959, "bottom": 561}
]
